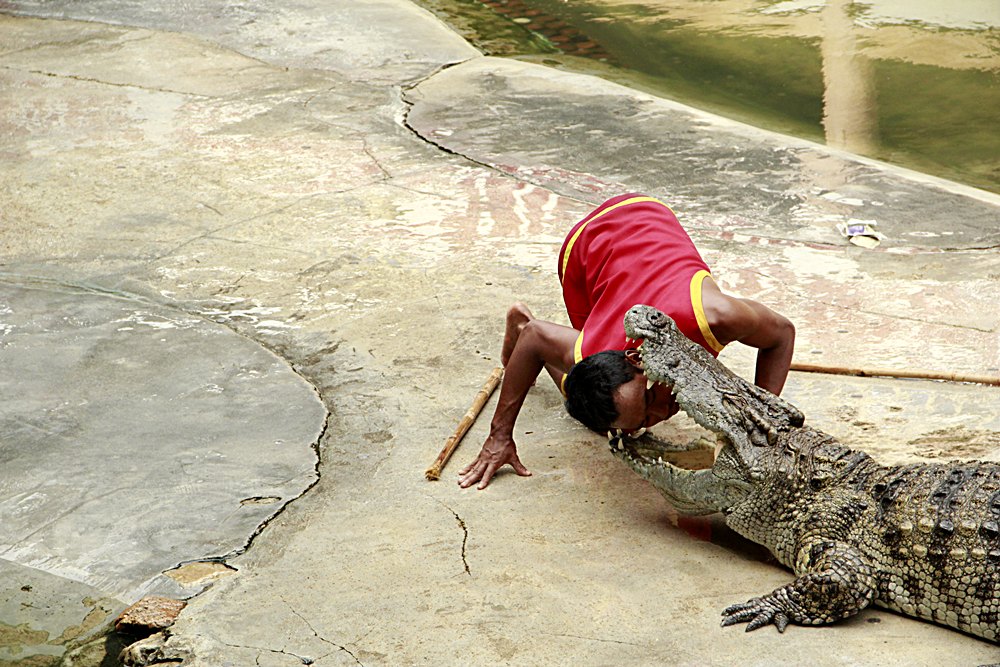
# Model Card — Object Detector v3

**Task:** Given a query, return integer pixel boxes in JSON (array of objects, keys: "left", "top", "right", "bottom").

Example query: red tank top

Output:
[{"left": 559, "top": 194, "right": 724, "bottom": 363}]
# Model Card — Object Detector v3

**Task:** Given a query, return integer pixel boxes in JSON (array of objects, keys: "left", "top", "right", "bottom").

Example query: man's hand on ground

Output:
[{"left": 457, "top": 436, "right": 532, "bottom": 490}]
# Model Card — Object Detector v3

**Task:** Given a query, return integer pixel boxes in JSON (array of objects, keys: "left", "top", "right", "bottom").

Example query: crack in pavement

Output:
[
  {"left": 430, "top": 497, "right": 472, "bottom": 576},
  {"left": 282, "top": 596, "right": 364, "bottom": 666},
  {"left": 149, "top": 193, "right": 329, "bottom": 262},
  {"left": 543, "top": 631, "right": 649, "bottom": 647},
  {"left": 223, "top": 640, "right": 317, "bottom": 666},
  {"left": 397, "top": 63, "right": 561, "bottom": 191},
  {"left": 362, "top": 138, "right": 393, "bottom": 181},
  {"left": 941, "top": 243, "right": 1000, "bottom": 252},
  {"left": 2, "top": 64, "right": 212, "bottom": 97},
  {"left": 214, "top": 368, "right": 329, "bottom": 564},
  {"left": 149, "top": 182, "right": 398, "bottom": 264}
]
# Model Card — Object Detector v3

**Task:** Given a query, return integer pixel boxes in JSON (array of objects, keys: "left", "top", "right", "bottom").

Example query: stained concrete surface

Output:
[{"left": 1, "top": 1, "right": 999, "bottom": 666}]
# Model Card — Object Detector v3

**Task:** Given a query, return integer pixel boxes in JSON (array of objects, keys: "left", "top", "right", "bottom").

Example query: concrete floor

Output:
[{"left": 1, "top": 1, "right": 999, "bottom": 665}]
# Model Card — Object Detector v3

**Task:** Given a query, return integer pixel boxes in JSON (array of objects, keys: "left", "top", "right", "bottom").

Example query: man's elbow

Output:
[
  {"left": 752, "top": 313, "right": 795, "bottom": 353},
  {"left": 757, "top": 316, "right": 795, "bottom": 396},
  {"left": 778, "top": 315, "right": 795, "bottom": 350},
  {"left": 516, "top": 319, "right": 557, "bottom": 360}
]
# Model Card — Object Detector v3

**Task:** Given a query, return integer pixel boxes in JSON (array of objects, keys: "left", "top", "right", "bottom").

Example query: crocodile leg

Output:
[
  {"left": 721, "top": 538, "right": 876, "bottom": 632},
  {"left": 722, "top": 393, "right": 778, "bottom": 447}
]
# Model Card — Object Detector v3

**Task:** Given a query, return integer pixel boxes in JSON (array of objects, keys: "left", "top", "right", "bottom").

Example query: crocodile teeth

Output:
[
  {"left": 647, "top": 377, "right": 655, "bottom": 390},
  {"left": 632, "top": 427, "right": 646, "bottom": 437}
]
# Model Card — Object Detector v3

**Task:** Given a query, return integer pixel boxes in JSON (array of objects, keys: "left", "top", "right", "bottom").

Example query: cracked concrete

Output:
[
  {"left": 1, "top": 1, "right": 999, "bottom": 665},
  {"left": 432, "top": 499, "right": 473, "bottom": 577}
]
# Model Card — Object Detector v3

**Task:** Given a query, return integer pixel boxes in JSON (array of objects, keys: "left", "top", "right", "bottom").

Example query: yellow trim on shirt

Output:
[
  {"left": 690, "top": 270, "right": 725, "bottom": 354},
  {"left": 560, "top": 196, "right": 675, "bottom": 280},
  {"left": 559, "top": 373, "right": 568, "bottom": 397},
  {"left": 574, "top": 330, "right": 585, "bottom": 364}
]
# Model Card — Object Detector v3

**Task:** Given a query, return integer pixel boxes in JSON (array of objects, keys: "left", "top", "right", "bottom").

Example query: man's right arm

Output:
[
  {"left": 703, "top": 291, "right": 795, "bottom": 396},
  {"left": 743, "top": 300, "right": 795, "bottom": 395},
  {"left": 457, "top": 319, "right": 577, "bottom": 490}
]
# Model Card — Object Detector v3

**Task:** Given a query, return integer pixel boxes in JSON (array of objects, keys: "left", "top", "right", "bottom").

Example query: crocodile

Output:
[{"left": 609, "top": 304, "right": 1000, "bottom": 642}]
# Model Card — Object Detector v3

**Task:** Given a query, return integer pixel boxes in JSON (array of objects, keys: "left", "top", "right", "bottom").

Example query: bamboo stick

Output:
[
  {"left": 425, "top": 366, "right": 504, "bottom": 481},
  {"left": 790, "top": 362, "right": 1000, "bottom": 387}
]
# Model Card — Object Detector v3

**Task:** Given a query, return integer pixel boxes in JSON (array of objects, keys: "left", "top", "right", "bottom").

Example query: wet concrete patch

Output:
[
  {"left": 405, "top": 56, "right": 1000, "bottom": 251},
  {"left": 0, "top": 559, "right": 121, "bottom": 665},
  {"left": 0, "top": 277, "right": 324, "bottom": 662}
]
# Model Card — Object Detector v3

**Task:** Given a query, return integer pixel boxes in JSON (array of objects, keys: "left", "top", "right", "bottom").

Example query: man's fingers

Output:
[
  {"left": 458, "top": 453, "right": 531, "bottom": 489},
  {"left": 477, "top": 463, "right": 499, "bottom": 490},
  {"left": 511, "top": 457, "right": 532, "bottom": 477},
  {"left": 458, "top": 474, "right": 482, "bottom": 489},
  {"left": 457, "top": 459, "right": 486, "bottom": 488}
]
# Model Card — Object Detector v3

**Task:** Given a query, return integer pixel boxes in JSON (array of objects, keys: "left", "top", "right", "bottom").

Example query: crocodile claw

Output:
[{"left": 721, "top": 598, "right": 791, "bottom": 633}]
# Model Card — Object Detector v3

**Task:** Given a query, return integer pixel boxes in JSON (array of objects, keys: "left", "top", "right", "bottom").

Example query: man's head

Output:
[{"left": 564, "top": 349, "right": 677, "bottom": 434}]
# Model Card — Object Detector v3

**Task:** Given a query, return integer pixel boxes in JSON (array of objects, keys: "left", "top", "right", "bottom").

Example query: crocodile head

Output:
[
  {"left": 622, "top": 304, "right": 709, "bottom": 383},
  {"left": 618, "top": 304, "right": 797, "bottom": 488}
]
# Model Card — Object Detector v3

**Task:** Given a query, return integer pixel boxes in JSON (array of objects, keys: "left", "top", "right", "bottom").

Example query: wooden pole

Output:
[
  {"left": 425, "top": 366, "right": 504, "bottom": 481},
  {"left": 790, "top": 362, "right": 1000, "bottom": 387}
]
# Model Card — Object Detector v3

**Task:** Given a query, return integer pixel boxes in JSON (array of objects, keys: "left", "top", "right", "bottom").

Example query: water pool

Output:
[{"left": 417, "top": 0, "right": 1000, "bottom": 194}]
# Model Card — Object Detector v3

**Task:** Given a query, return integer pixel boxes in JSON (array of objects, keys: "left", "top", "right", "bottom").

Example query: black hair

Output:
[{"left": 563, "top": 349, "right": 638, "bottom": 433}]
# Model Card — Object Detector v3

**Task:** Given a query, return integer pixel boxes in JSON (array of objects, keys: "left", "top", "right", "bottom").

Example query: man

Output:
[{"left": 458, "top": 194, "right": 794, "bottom": 490}]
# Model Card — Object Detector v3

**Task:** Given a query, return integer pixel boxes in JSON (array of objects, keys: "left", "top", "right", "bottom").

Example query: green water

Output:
[{"left": 416, "top": 0, "right": 1000, "bottom": 195}]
